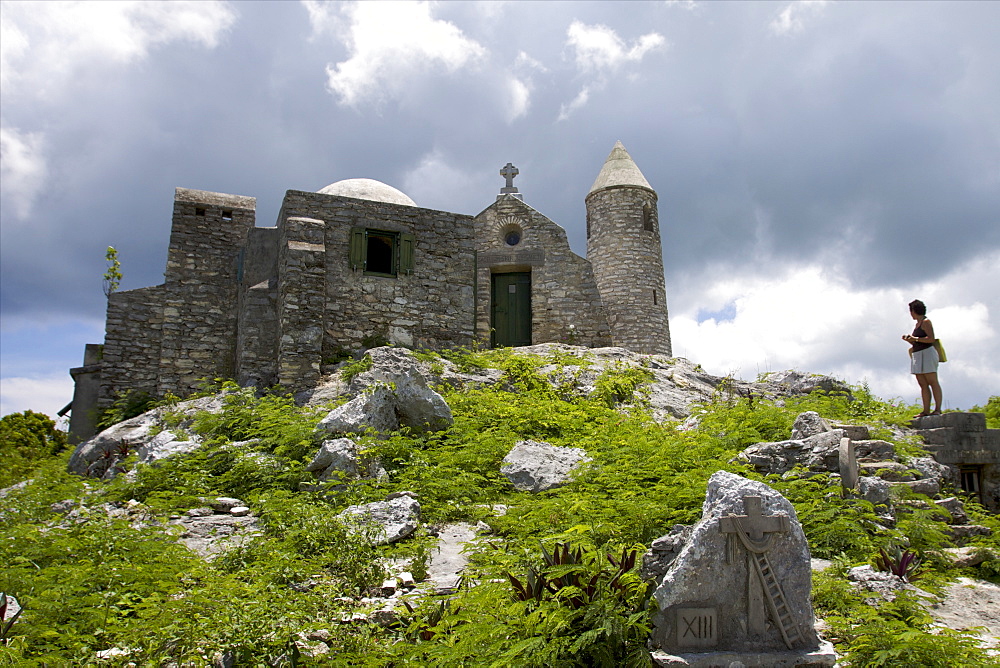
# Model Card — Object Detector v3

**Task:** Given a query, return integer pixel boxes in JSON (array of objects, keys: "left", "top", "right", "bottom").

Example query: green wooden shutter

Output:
[
  {"left": 399, "top": 232, "right": 415, "bottom": 275},
  {"left": 349, "top": 227, "right": 366, "bottom": 270}
]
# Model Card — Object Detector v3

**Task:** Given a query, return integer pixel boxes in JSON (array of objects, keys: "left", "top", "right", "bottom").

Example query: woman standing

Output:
[{"left": 903, "top": 299, "right": 943, "bottom": 417}]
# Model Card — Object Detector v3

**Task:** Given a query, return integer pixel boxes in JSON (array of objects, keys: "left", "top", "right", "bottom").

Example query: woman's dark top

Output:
[{"left": 912, "top": 322, "right": 932, "bottom": 352}]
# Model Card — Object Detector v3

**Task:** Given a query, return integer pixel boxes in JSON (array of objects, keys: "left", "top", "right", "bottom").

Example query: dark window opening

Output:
[
  {"left": 349, "top": 227, "right": 415, "bottom": 277},
  {"left": 653, "top": 290, "right": 657, "bottom": 305},
  {"left": 195, "top": 207, "right": 206, "bottom": 216},
  {"left": 960, "top": 466, "right": 982, "bottom": 502},
  {"left": 586, "top": 210, "right": 591, "bottom": 239},
  {"left": 505, "top": 230, "right": 521, "bottom": 246},
  {"left": 222, "top": 210, "right": 233, "bottom": 221},
  {"left": 643, "top": 203, "right": 654, "bottom": 231},
  {"left": 366, "top": 231, "right": 396, "bottom": 275}
]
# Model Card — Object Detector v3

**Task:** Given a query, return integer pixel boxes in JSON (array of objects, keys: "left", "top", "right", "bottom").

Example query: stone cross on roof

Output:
[{"left": 500, "top": 162, "right": 519, "bottom": 194}]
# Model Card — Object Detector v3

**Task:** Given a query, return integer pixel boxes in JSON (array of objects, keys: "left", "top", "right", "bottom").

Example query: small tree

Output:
[{"left": 102, "top": 246, "right": 122, "bottom": 298}]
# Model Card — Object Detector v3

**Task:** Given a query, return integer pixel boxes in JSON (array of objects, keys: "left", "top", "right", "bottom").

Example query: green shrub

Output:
[{"left": 0, "top": 410, "right": 69, "bottom": 487}]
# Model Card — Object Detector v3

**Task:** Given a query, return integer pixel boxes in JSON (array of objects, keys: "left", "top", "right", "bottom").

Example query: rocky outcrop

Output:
[
  {"left": 500, "top": 440, "right": 592, "bottom": 493},
  {"left": 739, "top": 430, "right": 845, "bottom": 475},
  {"left": 305, "top": 437, "right": 384, "bottom": 484},
  {"left": 68, "top": 394, "right": 227, "bottom": 477},
  {"left": 169, "top": 501, "right": 261, "bottom": 559},
  {"left": 337, "top": 492, "right": 421, "bottom": 545},
  {"left": 314, "top": 348, "right": 453, "bottom": 436},
  {"left": 316, "top": 385, "right": 399, "bottom": 436},
  {"left": 790, "top": 411, "right": 830, "bottom": 440}
]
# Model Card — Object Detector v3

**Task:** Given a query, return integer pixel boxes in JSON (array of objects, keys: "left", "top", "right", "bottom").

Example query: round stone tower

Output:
[{"left": 586, "top": 141, "right": 672, "bottom": 356}]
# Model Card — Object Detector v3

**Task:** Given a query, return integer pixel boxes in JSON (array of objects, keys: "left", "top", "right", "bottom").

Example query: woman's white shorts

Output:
[{"left": 911, "top": 346, "right": 940, "bottom": 375}]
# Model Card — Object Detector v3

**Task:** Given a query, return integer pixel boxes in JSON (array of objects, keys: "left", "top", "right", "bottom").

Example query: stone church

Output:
[{"left": 68, "top": 142, "right": 672, "bottom": 441}]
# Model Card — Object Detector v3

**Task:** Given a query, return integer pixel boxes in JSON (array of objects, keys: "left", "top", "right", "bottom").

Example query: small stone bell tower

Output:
[{"left": 586, "top": 141, "right": 671, "bottom": 356}]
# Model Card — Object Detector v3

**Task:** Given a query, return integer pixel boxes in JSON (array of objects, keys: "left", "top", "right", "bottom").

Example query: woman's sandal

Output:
[
  {"left": 913, "top": 412, "right": 930, "bottom": 418},
  {"left": 930, "top": 410, "right": 942, "bottom": 416}
]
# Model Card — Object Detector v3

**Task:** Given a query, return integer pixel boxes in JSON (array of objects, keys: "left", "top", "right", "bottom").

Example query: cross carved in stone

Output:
[
  {"left": 719, "top": 496, "right": 792, "bottom": 641},
  {"left": 500, "top": 162, "right": 519, "bottom": 193}
]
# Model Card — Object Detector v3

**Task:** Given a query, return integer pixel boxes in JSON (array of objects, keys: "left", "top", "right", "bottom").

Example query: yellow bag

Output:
[{"left": 934, "top": 339, "right": 947, "bottom": 363}]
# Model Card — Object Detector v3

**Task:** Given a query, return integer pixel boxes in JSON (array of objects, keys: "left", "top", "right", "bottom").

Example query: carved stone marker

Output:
[
  {"left": 649, "top": 471, "right": 835, "bottom": 667},
  {"left": 839, "top": 437, "right": 859, "bottom": 495}
]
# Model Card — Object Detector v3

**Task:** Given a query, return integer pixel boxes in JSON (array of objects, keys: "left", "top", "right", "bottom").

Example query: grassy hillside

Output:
[{"left": 2, "top": 348, "right": 998, "bottom": 666}]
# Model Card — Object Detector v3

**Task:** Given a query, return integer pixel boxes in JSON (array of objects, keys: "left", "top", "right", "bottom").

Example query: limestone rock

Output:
[
  {"left": 209, "top": 497, "right": 245, "bottom": 513},
  {"left": 500, "top": 440, "right": 592, "bottom": 493},
  {"left": 317, "top": 384, "right": 398, "bottom": 435},
  {"left": 758, "top": 370, "right": 851, "bottom": 398},
  {"left": 136, "top": 430, "right": 202, "bottom": 466},
  {"left": 859, "top": 461, "right": 915, "bottom": 482},
  {"left": 641, "top": 525, "right": 693, "bottom": 585},
  {"left": 890, "top": 479, "right": 940, "bottom": 496},
  {"left": 934, "top": 497, "right": 969, "bottom": 524},
  {"left": 68, "top": 394, "right": 225, "bottom": 477},
  {"left": 314, "top": 349, "right": 453, "bottom": 436},
  {"left": 739, "top": 430, "right": 845, "bottom": 475},
  {"left": 337, "top": 495, "right": 420, "bottom": 545},
  {"left": 857, "top": 476, "right": 891, "bottom": 506},
  {"left": 790, "top": 412, "right": 830, "bottom": 440},
  {"left": 907, "top": 456, "right": 955, "bottom": 487},
  {"left": 942, "top": 546, "right": 995, "bottom": 568},
  {"left": 949, "top": 525, "right": 993, "bottom": 546},
  {"left": 847, "top": 565, "right": 918, "bottom": 603},
  {"left": 853, "top": 439, "right": 895, "bottom": 461},
  {"left": 650, "top": 471, "right": 823, "bottom": 657},
  {"left": 305, "top": 437, "right": 384, "bottom": 483},
  {"left": 169, "top": 508, "right": 261, "bottom": 559}
]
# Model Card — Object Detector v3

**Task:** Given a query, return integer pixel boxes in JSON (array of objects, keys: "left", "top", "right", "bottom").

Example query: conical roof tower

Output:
[
  {"left": 585, "top": 141, "right": 671, "bottom": 356},
  {"left": 588, "top": 141, "right": 653, "bottom": 194}
]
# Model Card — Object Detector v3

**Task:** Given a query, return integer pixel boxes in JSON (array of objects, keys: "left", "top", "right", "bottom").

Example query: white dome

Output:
[{"left": 318, "top": 178, "right": 416, "bottom": 207}]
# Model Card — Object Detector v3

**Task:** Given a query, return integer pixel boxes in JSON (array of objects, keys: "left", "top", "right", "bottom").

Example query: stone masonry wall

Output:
[
  {"left": 100, "top": 285, "right": 164, "bottom": 406},
  {"left": 276, "top": 216, "right": 327, "bottom": 390},
  {"left": 236, "top": 226, "right": 280, "bottom": 387},
  {"left": 277, "top": 190, "right": 476, "bottom": 359},
  {"left": 474, "top": 195, "right": 612, "bottom": 348},
  {"left": 158, "top": 188, "right": 255, "bottom": 397},
  {"left": 586, "top": 186, "right": 671, "bottom": 356}
]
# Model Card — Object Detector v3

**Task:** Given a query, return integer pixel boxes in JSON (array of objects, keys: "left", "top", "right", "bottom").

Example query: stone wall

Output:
[
  {"left": 100, "top": 285, "right": 164, "bottom": 405},
  {"left": 236, "top": 226, "right": 280, "bottom": 387},
  {"left": 278, "top": 190, "right": 477, "bottom": 360},
  {"left": 586, "top": 186, "right": 671, "bottom": 356},
  {"left": 915, "top": 412, "right": 1000, "bottom": 510},
  {"left": 474, "top": 195, "right": 612, "bottom": 348},
  {"left": 158, "top": 188, "right": 255, "bottom": 397},
  {"left": 277, "top": 216, "right": 327, "bottom": 390}
]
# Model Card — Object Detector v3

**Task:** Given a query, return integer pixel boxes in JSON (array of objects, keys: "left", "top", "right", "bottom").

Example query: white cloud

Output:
[
  {"left": 0, "top": 1, "right": 236, "bottom": 96},
  {"left": 770, "top": 1, "right": 830, "bottom": 36},
  {"left": 558, "top": 21, "right": 664, "bottom": 119},
  {"left": 506, "top": 77, "right": 531, "bottom": 122},
  {"left": 0, "top": 374, "right": 75, "bottom": 420},
  {"left": 308, "top": 0, "right": 486, "bottom": 107},
  {"left": 558, "top": 86, "right": 592, "bottom": 122},
  {"left": 565, "top": 21, "right": 665, "bottom": 74},
  {"left": 670, "top": 253, "right": 1000, "bottom": 409},
  {"left": 0, "top": 127, "right": 47, "bottom": 219}
]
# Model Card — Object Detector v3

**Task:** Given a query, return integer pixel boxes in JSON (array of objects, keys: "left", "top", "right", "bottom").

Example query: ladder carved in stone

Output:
[{"left": 750, "top": 550, "right": 801, "bottom": 650}]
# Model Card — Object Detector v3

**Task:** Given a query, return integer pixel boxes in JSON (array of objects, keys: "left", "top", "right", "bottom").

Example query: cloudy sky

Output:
[{"left": 2, "top": 0, "right": 998, "bottom": 419}]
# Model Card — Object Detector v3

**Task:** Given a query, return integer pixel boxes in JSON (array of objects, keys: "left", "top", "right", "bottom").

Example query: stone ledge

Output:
[
  {"left": 910, "top": 412, "right": 985, "bottom": 431},
  {"left": 651, "top": 639, "right": 837, "bottom": 667}
]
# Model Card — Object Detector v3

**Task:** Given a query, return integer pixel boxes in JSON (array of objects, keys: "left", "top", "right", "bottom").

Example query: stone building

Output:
[{"left": 68, "top": 142, "right": 672, "bottom": 442}]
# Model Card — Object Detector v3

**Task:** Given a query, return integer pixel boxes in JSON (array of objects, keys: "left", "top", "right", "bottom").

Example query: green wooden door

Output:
[{"left": 491, "top": 272, "right": 531, "bottom": 347}]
